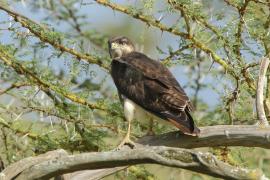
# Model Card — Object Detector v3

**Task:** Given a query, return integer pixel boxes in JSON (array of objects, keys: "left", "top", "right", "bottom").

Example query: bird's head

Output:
[{"left": 108, "top": 36, "right": 135, "bottom": 58}]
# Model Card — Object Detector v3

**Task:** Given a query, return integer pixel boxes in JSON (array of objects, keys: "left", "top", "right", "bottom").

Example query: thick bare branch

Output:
[
  {"left": 256, "top": 57, "right": 270, "bottom": 126},
  {"left": 1, "top": 125, "right": 270, "bottom": 179},
  {"left": 63, "top": 167, "right": 125, "bottom": 180},
  {"left": 139, "top": 125, "right": 270, "bottom": 149},
  {"left": 0, "top": 149, "right": 68, "bottom": 180},
  {"left": 0, "top": 146, "right": 265, "bottom": 180},
  {"left": 57, "top": 124, "right": 270, "bottom": 179},
  {"left": 265, "top": 67, "right": 270, "bottom": 119}
]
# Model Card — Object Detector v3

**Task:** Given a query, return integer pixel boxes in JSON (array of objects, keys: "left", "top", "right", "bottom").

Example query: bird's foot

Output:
[{"left": 115, "top": 135, "right": 136, "bottom": 150}]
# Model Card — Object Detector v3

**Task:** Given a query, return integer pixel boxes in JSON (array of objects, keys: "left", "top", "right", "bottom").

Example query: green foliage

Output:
[{"left": 113, "top": 166, "right": 155, "bottom": 180}]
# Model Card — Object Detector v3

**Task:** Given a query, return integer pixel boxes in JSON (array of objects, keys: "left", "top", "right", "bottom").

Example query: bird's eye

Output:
[{"left": 120, "top": 39, "right": 128, "bottom": 44}]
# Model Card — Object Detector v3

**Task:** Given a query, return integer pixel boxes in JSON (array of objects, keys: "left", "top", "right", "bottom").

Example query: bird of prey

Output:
[{"left": 108, "top": 36, "right": 200, "bottom": 147}]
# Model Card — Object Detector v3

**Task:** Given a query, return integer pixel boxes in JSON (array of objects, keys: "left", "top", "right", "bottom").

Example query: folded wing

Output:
[{"left": 111, "top": 52, "right": 200, "bottom": 135}]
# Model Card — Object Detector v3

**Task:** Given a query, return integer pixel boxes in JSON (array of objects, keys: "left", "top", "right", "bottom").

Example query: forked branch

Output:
[
  {"left": 0, "top": 146, "right": 265, "bottom": 180},
  {"left": 256, "top": 57, "right": 270, "bottom": 126}
]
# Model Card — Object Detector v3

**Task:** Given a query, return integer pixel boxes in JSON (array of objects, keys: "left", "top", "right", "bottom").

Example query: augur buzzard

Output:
[{"left": 108, "top": 36, "right": 200, "bottom": 146}]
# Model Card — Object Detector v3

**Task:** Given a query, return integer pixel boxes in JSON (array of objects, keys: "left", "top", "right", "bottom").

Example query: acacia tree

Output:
[{"left": 0, "top": 0, "right": 269, "bottom": 179}]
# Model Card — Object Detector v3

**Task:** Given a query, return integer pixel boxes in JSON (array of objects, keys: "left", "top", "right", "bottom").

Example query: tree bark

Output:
[
  {"left": 256, "top": 57, "right": 270, "bottom": 126},
  {"left": 0, "top": 146, "right": 265, "bottom": 180},
  {"left": 139, "top": 125, "right": 270, "bottom": 149},
  {"left": 1, "top": 125, "right": 270, "bottom": 180}
]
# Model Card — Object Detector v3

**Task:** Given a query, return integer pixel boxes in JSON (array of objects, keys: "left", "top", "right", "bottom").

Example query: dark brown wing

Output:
[{"left": 111, "top": 52, "right": 200, "bottom": 135}]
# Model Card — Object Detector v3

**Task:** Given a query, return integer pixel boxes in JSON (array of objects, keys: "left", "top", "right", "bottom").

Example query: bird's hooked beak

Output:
[
  {"left": 108, "top": 37, "right": 135, "bottom": 58},
  {"left": 111, "top": 42, "right": 120, "bottom": 50},
  {"left": 109, "top": 42, "right": 123, "bottom": 58}
]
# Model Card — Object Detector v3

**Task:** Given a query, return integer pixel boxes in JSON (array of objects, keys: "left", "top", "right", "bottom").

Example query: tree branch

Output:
[
  {"left": 0, "top": 45, "right": 113, "bottom": 114},
  {"left": 58, "top": 124, "right": 270, "bottom": 179},
  {"left": 0, "top": 146, "right": 265, "bottom": 180},
  {"left": 0, "top": 82, "right": 30, "bottom": 95},
  {"left": 162, "top": 44, "right": 193, "bottom": 65},
  {"left": 167, "top": 0, "right": 191, "bottom": 35},
  {"left": 0, "top": 117, "right": 38, "bottom": 140},
  {"left": 265, "top": 66, "right": 270, "bottom": 120},
  {"left": 139, "top": 125, "right": 270, "bottom": 149},
  {"left": 0, "top": 149, "right": 68, "bottom": 180},
  {"left": 256, "top": 57, "right": 270, "bottom": 126},
  {"left": 234, "top": 0, "right": 250, "bottom": 63},
  {"left": 167, "top": 0, "right": 230, "bottom": 47},
  {"left": 0, "top": 5, "right": 109, "bottom": 71},
  {"left": 1, "top": 125, "right": 270, "bottom": 179},
  {"left": 94, "top": 0, "right": 256, "bottom": 91}
]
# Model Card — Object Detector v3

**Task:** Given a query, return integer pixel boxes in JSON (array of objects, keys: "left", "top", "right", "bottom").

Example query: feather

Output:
[{"left": 111, "top": 51, "right": 200, "bottom": 135}]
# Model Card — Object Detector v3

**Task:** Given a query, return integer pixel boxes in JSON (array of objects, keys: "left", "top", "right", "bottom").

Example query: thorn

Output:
[
  {"left": 14, "top": 112, "right": 23, "bottom": 121},
  {"left": 22, "top": 133, "right": 29, "bottom": 138},
  {"left": 64, "top": 120, "right": 69, "bottom": 133},
  {"left": 9, "top": 16, "right": 13, "bottom": 28},
  {"left": 72, "top": 43, "right": 77, "bottom": 50},
  {"left": 208, "top": 61, "right": 214, "bottom": 72},
  {"left": 157, "top": 14, "right": 164, "bottom": 22}
]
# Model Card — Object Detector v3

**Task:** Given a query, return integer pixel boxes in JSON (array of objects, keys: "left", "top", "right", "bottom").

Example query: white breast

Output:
[
  {"left": 123, "top": 98, "right": 169, "bottom": 126},
  {"left": 124, "top": 98, "right": 136, "bottom": 122}
]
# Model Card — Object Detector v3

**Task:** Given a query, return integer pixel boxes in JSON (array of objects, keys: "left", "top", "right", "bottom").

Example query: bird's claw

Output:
[{"left": 115, "top": 136, "right": 136, "bottom": 151}]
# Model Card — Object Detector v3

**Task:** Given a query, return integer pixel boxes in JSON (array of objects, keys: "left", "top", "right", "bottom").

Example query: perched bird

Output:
[{"left": 108, "top": 36, "right": 200, "bottom": 147}]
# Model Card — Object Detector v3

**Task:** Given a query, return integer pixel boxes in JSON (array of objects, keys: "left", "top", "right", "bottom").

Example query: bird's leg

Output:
[
  {"left": 117, "top": 119, "right": 135, "bottom": 149},
  {"left": 116, "top": 99, "right": 136, "bottom": 149}
]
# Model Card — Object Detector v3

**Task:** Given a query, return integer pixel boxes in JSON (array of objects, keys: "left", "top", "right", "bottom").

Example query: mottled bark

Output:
[
  {"left": 0, "top": 147, "right": 264, "bottom": 180},
  {"left": 139, "top": 125, "right": 270, "bottom": 149},
  {"left": 1, "top": 125, "right": 270, "bottom": 180},
  {"left": 256, "top": 57, "right": 270, "bottom": 126}
]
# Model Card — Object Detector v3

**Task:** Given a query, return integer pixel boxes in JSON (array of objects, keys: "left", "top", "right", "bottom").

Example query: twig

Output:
[
  {"left": 0, "top": 117, "right": 38, "bottom": 140},
  {"left": 256, "top": 57, "right": 270, "bottom": 126},
  {"left": 0, "top": 82, "right": 30, "bottom": 95},
  {"left": 167, "top": 0, "right": 191, "bottom": 35},
  {"left": 224, "top": 0, "right": 240, "bottom": 9},
  {"left": 0, "top": 5, "right": 109, "bottom": 71},
  {"left": 235, "top": 0, "right": 250, "bottom": 63},
  {"left": 167, "top": 0, "right": 230, "bottom": 47},
  {"left": 161, "top": 44, "right": 193, "bottom": 65},
  {"left": 95, "top": 0, "right": 256, "bottom": 91},
  {"left": 0, "top": 46, "right": 110, "bottom": 113}
]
